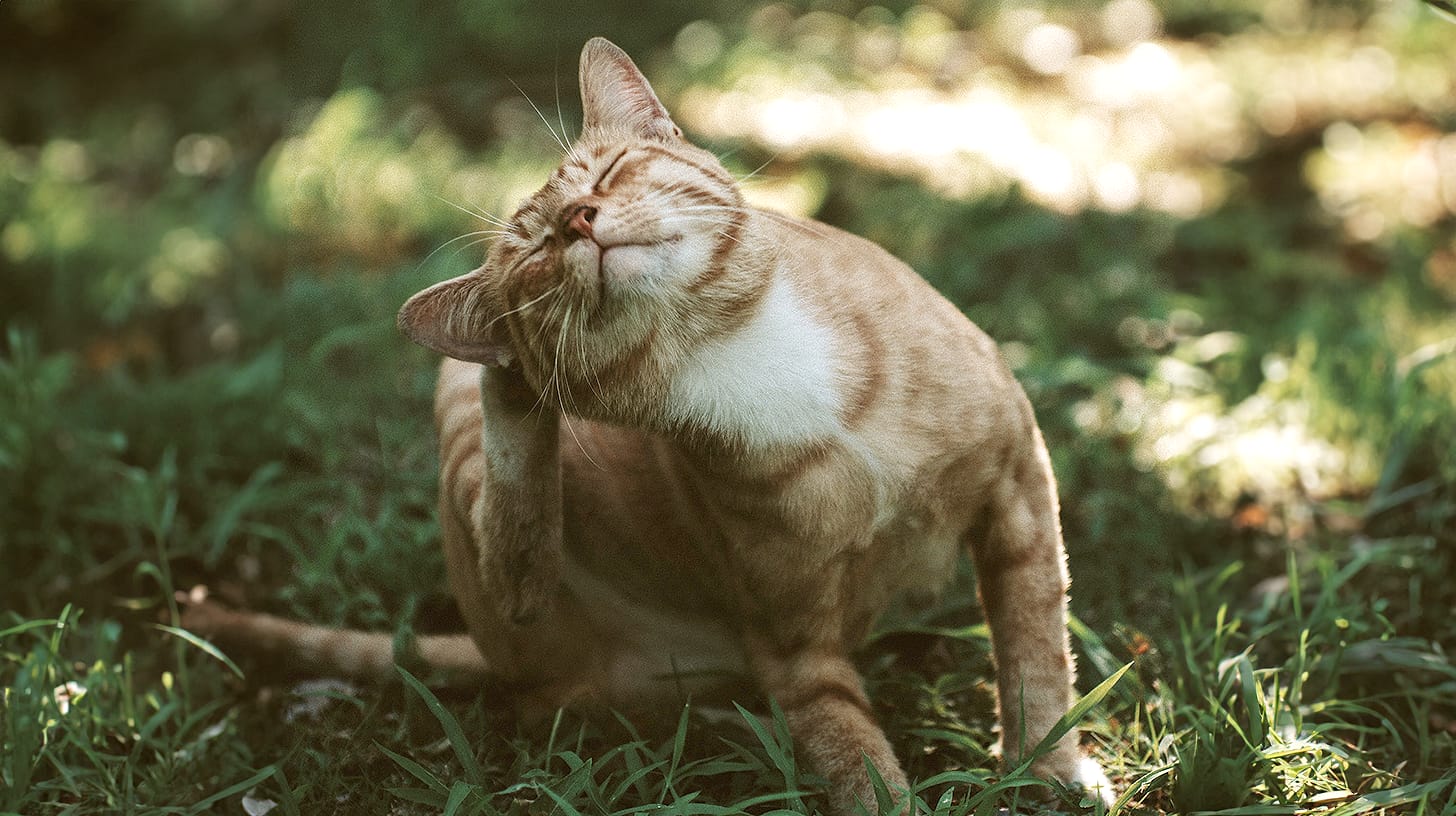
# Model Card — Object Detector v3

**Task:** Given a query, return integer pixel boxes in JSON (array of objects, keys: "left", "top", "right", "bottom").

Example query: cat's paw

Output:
[
  {"left": 1069, "top": 755, "right": 1116, "bottom": 807},
  {"left": 1030, "top": 748, "right": 1116, "bottom": 808}
]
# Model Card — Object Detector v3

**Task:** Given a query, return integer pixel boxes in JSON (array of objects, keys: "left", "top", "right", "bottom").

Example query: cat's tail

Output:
[{"left": 178, "top": 594, "right": 487, "bottom": 682}]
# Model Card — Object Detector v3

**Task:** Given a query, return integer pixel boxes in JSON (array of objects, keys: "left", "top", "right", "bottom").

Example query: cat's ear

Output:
[
  {"left": 397, "top": 270, "right": 515, "bottom": 366},
  {"left": 579, "top": 37, "right": 682, "bottom": 141}
]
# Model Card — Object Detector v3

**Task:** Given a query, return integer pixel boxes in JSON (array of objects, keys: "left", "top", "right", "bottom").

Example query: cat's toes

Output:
[
  {"left": 1069, "top": 755, "right": 1116, "bottom": 807},
  {"left": 1025, "top": 748, "right": 1116, "bottom": 808}
]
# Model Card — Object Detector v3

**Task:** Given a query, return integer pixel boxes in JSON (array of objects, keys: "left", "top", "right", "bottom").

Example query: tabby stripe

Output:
[
  {"left": 592, "top": 325, "right": 658, "bottom": 387},
  {"left": 441, "top": 417, "right": 480, "bottom": 464},
  {"left": 975, "top": 538, "right": 1058, "bottom": 584},
  {"left": 681, "top": 204, "right": 745, "bottom": 289},
  {"left": 443, "top": 445, "right": 482, "bottom": 503},
  {"left": 779, "top": 680, "right": 874, "bottom": 716},
  {"left": 690, "top": 438, "right": 834, "bottom": 496},
  {"left": 435, "top": 382, "right": 477, "bottom": 428},
  {"left": 639, "top": 143, "right": 737, "bottom": 190},
  {"left": 839, "top": 311, "right": 886, "bottom": 429},
  {"left": 461, "top": 475, "right": 483, "bottom": 515},
  {"left": 663, "top": 179, "right": 738, "bottom": 210},
  {"left": 698, "top": 267, "right": 768, "bottom": 342},
  {"left": 673, "top": 192, "right": 740, "bottom": 230},
  {"left": 762, "top": 439, "right": 835, "bottom": 485},
  {"left": 687, "top": 234, "right": 739, "bottom": 294},
  {"left": 442, "top": 419, "right": 483, "bottom": 510},
  {"left": 495, "top": 245, "right": 519, "bottom": 270},
  {"left": 514, "top": 197, "right": 549, "bottom": 223}
]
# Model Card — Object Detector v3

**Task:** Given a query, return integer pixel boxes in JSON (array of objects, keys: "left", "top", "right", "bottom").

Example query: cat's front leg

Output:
[
  {"left": 474, "top": 364, "right": 563, "bottom": 625},
  {"left": 746, "top": 636, "right": 910, "bottom": 815}
]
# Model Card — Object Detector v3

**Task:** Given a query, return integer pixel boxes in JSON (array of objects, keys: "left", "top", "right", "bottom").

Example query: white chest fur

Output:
[{"left": 666, "top": 272, "right": 843, "bottom": 447}]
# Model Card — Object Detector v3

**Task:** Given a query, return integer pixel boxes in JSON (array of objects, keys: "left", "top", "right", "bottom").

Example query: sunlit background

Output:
[{"left": 4, "top": 0, "right": 1451, "bottom": 544}]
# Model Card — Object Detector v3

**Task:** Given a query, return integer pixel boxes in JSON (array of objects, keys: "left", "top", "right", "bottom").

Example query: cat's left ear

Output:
[
  {"left": 579, "top": 37, "right": 682, "bottom": 141},
  {"left": 397, "top": 270, "right": 515, "bottom": 366}
]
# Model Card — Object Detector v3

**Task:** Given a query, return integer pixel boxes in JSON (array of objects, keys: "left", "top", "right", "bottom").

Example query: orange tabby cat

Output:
[{"left": 185, "top": 37, "right": 1112, "bottom": 813}]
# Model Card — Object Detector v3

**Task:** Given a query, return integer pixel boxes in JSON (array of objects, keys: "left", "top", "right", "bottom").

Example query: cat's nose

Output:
[{"left": 565, "top": 204, "right": 597, "bottom": 241}]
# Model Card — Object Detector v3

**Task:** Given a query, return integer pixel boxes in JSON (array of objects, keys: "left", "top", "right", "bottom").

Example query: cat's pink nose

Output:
[{"left": 566, "top": 204, "right": 597, "bottom": 241}]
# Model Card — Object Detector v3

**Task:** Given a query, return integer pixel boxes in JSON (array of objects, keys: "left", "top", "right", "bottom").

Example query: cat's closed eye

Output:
[{"left": 594, "top": 149, "right": 631, "bottom": 192}]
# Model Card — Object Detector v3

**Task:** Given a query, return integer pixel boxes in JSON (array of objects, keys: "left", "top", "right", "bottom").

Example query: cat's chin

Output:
[
  {"left": 590, "top": 237, "right": 688, "bottom": 294},
  {"left": 601, "top": 242, "right": 669, "bottom": 283}
]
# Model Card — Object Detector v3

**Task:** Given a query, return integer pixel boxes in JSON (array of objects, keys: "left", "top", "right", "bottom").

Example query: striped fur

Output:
[{"left": 186, "top": 37, "right": 1113, "bottom": 813}]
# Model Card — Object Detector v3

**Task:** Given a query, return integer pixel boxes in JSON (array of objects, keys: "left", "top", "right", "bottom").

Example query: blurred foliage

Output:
[{"left": 2, "top": 0, "right": 1454, "bottom": 812}]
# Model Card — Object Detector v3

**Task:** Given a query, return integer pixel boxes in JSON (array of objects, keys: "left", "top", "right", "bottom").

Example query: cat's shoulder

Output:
[{"left": 749, "top": 209, "right": 883, "bottom": 255}]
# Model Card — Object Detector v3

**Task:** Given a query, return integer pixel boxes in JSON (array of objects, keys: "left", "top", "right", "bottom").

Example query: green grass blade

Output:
[
  {"left": 205, "top": 461, "right": 283, "bottom": 566},
  {"left": 442, "top": 780, "right": 475, "bottom": 816},
  {"left": 154, "top": 623, "right": 244, "bottom": 679},
  {"left": 1014, "top": 662, "right": 1132, "bottom": 774},
  {"left": 1110, "top": 763, "right": 1175, "bottom": 814},
  {"left": 1234, "top": 655, "right": 1267, "bottom": 746},
  {"left": 377, "top": 743, "right": 450, "bottom": 795},
  {"left": 663, "top": 703, "right": 691, "bottom": 797},
  {"left": 0, "top": 618, "right": 61, "bottom": 641},
  {"left": 272, "top": 766, "right": 303, "bottom": 816},
  {"left": 394, "top": 666, "right": 486, "bottom": 786},
  {"left": 184, "top": 765, "right": 277, "bottom": 815},
  {"left": 1324, "top": 779, "right": 1456, "bottom": 816},
  {"left": 734, "top": 701, "right": 804, "bottom": 807},
  {"left": 540, "top": 785, "right": 589, "bottom": 816}
]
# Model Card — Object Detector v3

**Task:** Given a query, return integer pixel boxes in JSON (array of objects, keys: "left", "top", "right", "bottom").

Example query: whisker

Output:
[
  {"left": 482, "top": 282, "right": 565, "bottom": 336},
  {"left": 714, "top": 145, "right": 745, "bottom": 165},
  {"left": 526, "top": 286, "right": 572, "bottom": 416},
  {"left": 555, "top": 308, "right": 605, "bottom": 470},
  {"left": 750, "top": 207, "right": 833, "bottom": 238},
  {"left": 510, "top": 78, "right": 569, "bottom": 154},
  {"left": 735, "top": 153, "right": 781, "bottom": 185},
  {"left": 573, "top": 304, "right": 608, "bottom": 409},
  {"left": 714, "top": 229, "right": 746, "bottom": 248},
  {"left": 553, "top": 59, "right": 574, "bottom": 145},
  {"left": 431, "top": 192, "right": 513, "bottom": 229},
  {"left": 552, "top": 306, "right": 569, "bottom": 417},
  {"left": 416, "top": 230, "right": 512, "bottom": 271}
]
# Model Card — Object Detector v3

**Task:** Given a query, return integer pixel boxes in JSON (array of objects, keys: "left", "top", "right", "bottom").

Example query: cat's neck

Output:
[
  {"left": 541, "top": 209, "right": 863, "bottom": 459},
  {"left": 660, "top": 250, "right": 843, "bottom": 450}
]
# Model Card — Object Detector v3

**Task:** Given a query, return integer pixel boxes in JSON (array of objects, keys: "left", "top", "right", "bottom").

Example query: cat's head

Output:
[{"left": 398, "top": 38, "right": 754, "bottom": 397}]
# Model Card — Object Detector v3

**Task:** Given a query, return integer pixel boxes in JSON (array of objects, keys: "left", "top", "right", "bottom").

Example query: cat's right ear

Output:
[{"left": 397, "top": 271, "right": 516, "bottom": 366}]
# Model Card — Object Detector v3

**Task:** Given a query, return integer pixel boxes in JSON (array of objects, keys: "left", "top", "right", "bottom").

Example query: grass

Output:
[
  {"left": 4, "top": 1, "right": 1456, "bottom": 813},
  {"left": 4, "top": 187, "right": 1454, "bottom": 812}
]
